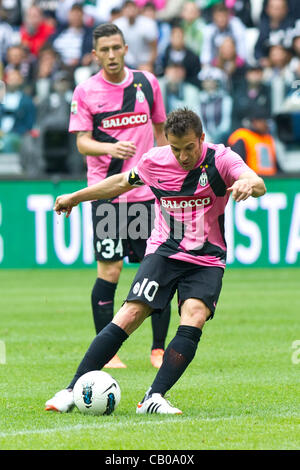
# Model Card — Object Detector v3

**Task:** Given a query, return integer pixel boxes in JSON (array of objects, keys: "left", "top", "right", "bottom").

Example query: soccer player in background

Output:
[
  {"left": 69, "top": 23, "right": 171, "bottom": 369},
  {"left": 45, "top": 108, "right": 266, "bottom": 414}
]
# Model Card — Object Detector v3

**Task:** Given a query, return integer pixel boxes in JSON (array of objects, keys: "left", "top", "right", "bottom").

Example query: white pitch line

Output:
[{"left": 0, "top": 416, "right": 236, "bottom": 439}]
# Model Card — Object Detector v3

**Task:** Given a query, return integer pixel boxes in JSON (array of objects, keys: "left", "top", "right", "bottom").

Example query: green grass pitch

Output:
[{"left": 0, "top": 267, "right": 299, "bottom": 450}]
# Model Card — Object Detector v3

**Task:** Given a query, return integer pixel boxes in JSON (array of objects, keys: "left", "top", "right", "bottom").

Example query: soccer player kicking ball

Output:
[{"left": 45, "top": 108, "right": 266, "bottom": 415}]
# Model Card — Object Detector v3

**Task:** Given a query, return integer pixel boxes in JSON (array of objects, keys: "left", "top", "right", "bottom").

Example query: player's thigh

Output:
[
  {"left": 178, "top": 266, "right": 224, "bottom": 324},
  {"left": 180, "top": 298, "right": 210, "bottom": 329},
  {"left": 126, "top": 254, "right": 179, "bottom": 313}
]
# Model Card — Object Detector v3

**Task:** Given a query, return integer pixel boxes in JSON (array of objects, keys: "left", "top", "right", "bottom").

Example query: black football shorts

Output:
[
  {"left": 126, "top": 253, "right": 224, "bottom": 319},
  {"left": 91, "top": 199, "right": 155, "bottom": 262}
]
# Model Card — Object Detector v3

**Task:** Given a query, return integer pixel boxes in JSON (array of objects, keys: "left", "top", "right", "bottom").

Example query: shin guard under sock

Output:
[
  {"left": 149, "top": 325, "right": 202, "bottom": 397},
  {"left": 67, "top": 323, "right": 128, "bottom": 389}
]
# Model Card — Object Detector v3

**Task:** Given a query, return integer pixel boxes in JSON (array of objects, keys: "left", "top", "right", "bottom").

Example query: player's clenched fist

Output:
[{"left": 54, "top": 194, "right": 77, "bottom": 217}]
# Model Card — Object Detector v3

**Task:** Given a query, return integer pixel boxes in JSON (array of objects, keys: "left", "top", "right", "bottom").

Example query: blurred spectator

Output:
[
  {"left": 201, "top": 0, "right": 253, "bottom": 28},
  {"left": 0, "top": 9, "right": 14, "bottom": 62},
  {"left": 198, "top": 66, "right": 232, "bottom": 144},
  {"left": 49, "top": 3, "right": 93, "bottom": 69},
  {"left": 142, "top": 2, "right": 171, "bottom": 66},
  {"left": 0, "top": 68, "right": 36, "bottom": 154},
  {"left": 32, "top": 45, "right": 64, "bottom": 102},
  {"left": 228, "top": 105, "right": 279, "bottom": 176},
  {"left": 4, "top": 44, "right": 36, "bottom": 94},
  {"left": 200, "top": 3, "right": 247, "bottom": 66},
  {"left": 262, "top": 0, "right": 300, "bottom": 22},
  {"left": 36, "top": 69, "right": 73, "bottom": 134},
  {"left": 53, "top": 0, "right": 78, "bottom": 26},
  {"left": 0, "top": 0, "right": 22, "bottom": 27},
  {"left": 231, "top": 63, "right": 271, "bottom": 131},
  {"left": 264, "top": 43, "right": 294, "bottom": 113},
  {"left": 20, "top": 5, "right": 56, "bottom": 57},
  {"left": 254, "top": 0, "right": 294, "bottom": 66},
  {"left": 212, "top": 35, "right": 246, "bottom": 91},
  {"left": 82, "top": 0, "right": 124, "bottom": 26},
  {"left": 32, "top": 0, "right": 61, "bottom": 26},
  {"left": 114, "top": 0, "right": 159, "bottom": 70},
  {"left": 110, "top": 7, "right": 123, "bottom": 22},
  {"left": 263, "top": 41, "right": 293, "bottom": 79},
  {"left": 180, "top": 1, "right": 205, "bottom": 56},
  {"left": 158, "top": 61, "right": 200, "bottom": 113},
  {"left": 263, "top": 41, "right": 294, "bottom": 112},
  {"left": 271, "top": 32, "right": 300, "bottom": 145},
  {"left": 288, "top": 27, "right": 300, "bottom": 78},
  {"left": 159, "top": 23, "right": 201, "bottom": 88},
  {"left": 22, "top": 69, "right": 82, "bottom": 175}
]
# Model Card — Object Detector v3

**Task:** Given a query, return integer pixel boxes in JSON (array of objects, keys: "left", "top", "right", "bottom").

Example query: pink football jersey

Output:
[
  {"left": 130, "top": 142, "right": 251, "bottom": 268},
  {"left": 69, "top": 67, "right": 166, "bottom": 203}
]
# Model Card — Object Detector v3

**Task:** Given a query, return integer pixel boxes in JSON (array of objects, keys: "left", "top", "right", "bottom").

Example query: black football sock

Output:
[
  {"left": 151, "top": 304, "right": 171, "bottom": 350},
  {"left": 91, "top": 278, "right": 117, "bottom": 334},
  {"left": 147, "top": 325, "right": 202, "bottom": 398},
  {"left": 67, "top": 322, "right": 128, "bottom": 390}
]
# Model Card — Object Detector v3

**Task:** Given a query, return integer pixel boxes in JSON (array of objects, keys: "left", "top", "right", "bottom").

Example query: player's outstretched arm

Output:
[
  {"left": 54, "top": 172, "right": 134, "bottom": 217},
  {"left": 227, "top": 171, "right": 266, "bottom": 202}
]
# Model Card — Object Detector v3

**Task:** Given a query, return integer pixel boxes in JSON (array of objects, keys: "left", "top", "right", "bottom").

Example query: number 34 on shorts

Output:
[{"left": 96, "top": 239, "right": 124, "bottom": 259}]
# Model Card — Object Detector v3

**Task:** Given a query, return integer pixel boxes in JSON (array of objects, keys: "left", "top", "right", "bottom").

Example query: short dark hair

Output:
[
  {"left": 213, "top": 3, "right": 230, "bottom": 14},
  {"left": 71, "top": 3, "right": 83, "bottom": 11},
  {"left": 93, "top": 23, "right": 125, "bottom": 48},
  {"left": 144, "top": 1, "right": 156, "bottom": 10},
  {"left": 164, "top": 108, "right": 203, "bottom": 138},
  {"left": 124, "top": 0, "right": 136, "bottom": 7}
]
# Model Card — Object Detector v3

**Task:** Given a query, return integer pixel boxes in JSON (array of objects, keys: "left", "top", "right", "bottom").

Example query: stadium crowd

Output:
[{"left": 0, "top": 0, "right": 300, "bottom": 176}]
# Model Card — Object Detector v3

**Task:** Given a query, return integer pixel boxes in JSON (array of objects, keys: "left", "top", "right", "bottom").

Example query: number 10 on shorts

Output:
[{"left": 132, "top": 278, "right": 159, "bottom": 302}]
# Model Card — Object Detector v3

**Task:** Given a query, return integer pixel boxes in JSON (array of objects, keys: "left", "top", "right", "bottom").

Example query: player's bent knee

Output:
[
  {"left": 112, "top": 301, "right": 152, "bottom": 335},
  {"left": 97, "top": 260, "right": 123, "bottom": 283},
  {"left": 180, "top": 298, "right": 210, "bottom": 329}
]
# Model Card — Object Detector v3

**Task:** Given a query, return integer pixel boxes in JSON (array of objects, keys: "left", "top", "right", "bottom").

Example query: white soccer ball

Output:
[{"left": 73, "top": 370, "right": 121, "bottom": 415}]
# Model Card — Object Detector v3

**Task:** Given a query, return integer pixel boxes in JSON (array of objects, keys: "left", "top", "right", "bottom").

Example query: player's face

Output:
[
  {"left": 93, "top": 34, "right": 128, "bottom": 82},
  {"left": 168, "top": 130, "right": 205, "bottom": 171}
]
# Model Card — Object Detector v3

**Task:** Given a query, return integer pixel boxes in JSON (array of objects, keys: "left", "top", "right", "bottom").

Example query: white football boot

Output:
[
  {"left": 136, "top": 393, "right": 182, "bottom": 415},
  {"left": 45, "top": 389, "right": 75, "bottom": 413}
]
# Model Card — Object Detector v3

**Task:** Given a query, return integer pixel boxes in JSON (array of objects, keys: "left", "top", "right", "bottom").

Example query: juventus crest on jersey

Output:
[{"left": 127, "top": 142, "right": 250, "bottom": 269}]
